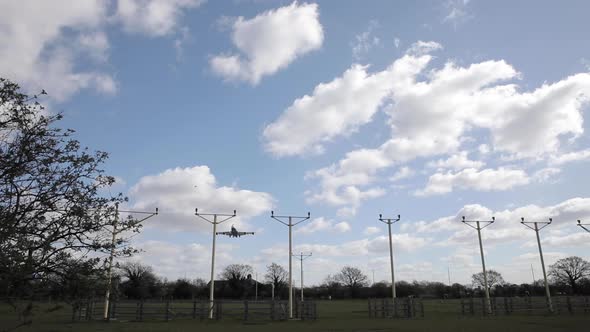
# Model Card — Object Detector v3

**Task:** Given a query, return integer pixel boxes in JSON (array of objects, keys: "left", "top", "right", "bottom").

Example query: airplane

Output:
[{"left": 216, "top": 225, "right": 254, "bottom": 238}]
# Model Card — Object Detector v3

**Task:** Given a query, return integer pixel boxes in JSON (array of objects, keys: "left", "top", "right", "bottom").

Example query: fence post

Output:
[
  {"left": 566, "top": 296, "right": 573, "bottom": 314},
  {"left": 244, "top": 300, "right": 249, "bottom": 321},
  {"left": 165, "top": 300, "right": 170, "bottom": 321},
  {"left": 504, "top": 297, "right": 509, "bottom": 315}
]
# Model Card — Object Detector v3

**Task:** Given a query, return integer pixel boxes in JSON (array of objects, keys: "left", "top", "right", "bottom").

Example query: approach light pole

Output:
[
  {"left": 521, "top": 217, "right": 553, "bottom": 313},
  {"left": 293, "top": 252, "right": 312, "bottom": 301},
  {"left": 461, "top": 216, "right": 494, "bottom": 315},
  {"left": 270, "top": 211, "right": 310, "bottom": 319},
  {"left": 103, "top": 204, "right": 158, "bottom": 320},
  {"left": 195, "top": 208, "right": 236, "bottom": 319},
  {"left": 578, "top": 220, "right": 590, "bottom": 233},
  {"left": 379, "top": 214, "right": 400, "bottom": 300}
]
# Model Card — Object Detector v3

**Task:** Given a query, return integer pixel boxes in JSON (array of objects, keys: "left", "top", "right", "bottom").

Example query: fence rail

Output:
[
  {"left": 459, "top": 296, "right": 590, "bottom": 316},
  {"left": 368, "top": 297, "right": 424, "bottom": 319},
  {"left": 72, "top": 299, "right": 317, "bottom": 322}
]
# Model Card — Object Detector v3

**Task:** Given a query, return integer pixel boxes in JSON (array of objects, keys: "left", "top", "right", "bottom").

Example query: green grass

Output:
[{"left": 1, "top": 299, "right": 588, "bottom": 332}]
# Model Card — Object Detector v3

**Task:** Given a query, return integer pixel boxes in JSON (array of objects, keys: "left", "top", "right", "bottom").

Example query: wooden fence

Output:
[
  {"left": 460, "top": 296, "right": 590, "bottom": 316},
  {"left": 368, "top": 297, "right": 424, "bottom": 319},
  {"left": 73, "top": 299, "right": 317, "bottom": 322}
]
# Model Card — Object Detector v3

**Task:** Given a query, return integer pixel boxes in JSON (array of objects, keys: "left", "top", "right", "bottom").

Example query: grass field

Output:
[{"left": 1, "top": 299, "right": 588, "bottom": 332}]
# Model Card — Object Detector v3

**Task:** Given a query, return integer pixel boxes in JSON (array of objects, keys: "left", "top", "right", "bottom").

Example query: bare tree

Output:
[
  {"left": 264, "top": 262, "right": 287, "bottom": 291},
  {"left": 334, "top": 266, "right": 368, "bottom": 297},
  {"left": 471, "top": 270, "right": 505, "bottom": 289},
  {"left": 549, "top": 256, "right": 590, "bottom": 294},
  {"left": 118, "top": 262, "right": 159, "bottom": 299}
]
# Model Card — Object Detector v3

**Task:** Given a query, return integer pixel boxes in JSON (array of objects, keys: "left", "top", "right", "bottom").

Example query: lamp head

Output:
[
  {"left": 379, "top": 214, "right": 382, "bottom": 219},
  {"left": 462, "top": 216, "right": 465, "bottom": 222}
]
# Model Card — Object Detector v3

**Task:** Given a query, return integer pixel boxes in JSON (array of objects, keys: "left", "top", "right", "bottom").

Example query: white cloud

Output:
[
  {"left": 424, "top": 197, "right": 590, "bottom": 248},
  {"left": 405, "top": 40, "right": 442, "bottom": 56},
  {"left": 532, "top": 167, "right": 561, "bottom": 183},
  {"left": 549, "top": 149, "right": 590, "bottom": 165},
  {"left": 427, "top": 151, "right": 484, "bottom": 171},
  {"left": 389, "top": 166, "right": 415, "bottom": 182},
  {"left": 127, "top": 240, "right": 236, "bottom": 280},
  {"left": 296, "top": 217, "right": 351, "bottom": 234},
  {"left": 302, "top": 41, "right": 590, "bottom": 211},
  {"left": 442, "top": 0, "right": 472, "bottom": 27},
  {"left": 116, "top": 0, "right": 204, "bottom": 36},
  {"left": 416, "top": 167, "right": 530, "bottom": 196},
  {"left": 363, "top": 226, "right": 380, "bottom": 235},
  {"left": 351, "top": 20, "right": 380, "bottom": 60},
  {"left": 263, "top": 61, "right": 408, "bottom": 157},
  {"left": 210, "top": 2, "right": 323, "bottom": 84},
  {"left": 128, "top": 166, "right": 274, "bottom": 232},
  {"left": 0, "top": 0, "right": 116, "bottom": 101}
]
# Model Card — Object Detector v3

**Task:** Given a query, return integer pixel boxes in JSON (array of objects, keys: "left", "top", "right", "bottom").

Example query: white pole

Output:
[
  {"left": 388, "top": 222, "right": 396, "bottom": 299},
  {"left": 300, "top": 255, "right": 304, "bottom": 302},
  {"left": 103, "top": 204, "right": 119, "bottom": 320},
  {"left": 535, "top": 223, "right": 553, "bottom": 313},
  {"left": 288, "top": 216, "right": 293, "bottom": 319},
  {"left": 208, "top": 215, "right": 217, "bottom": 319},
  {"left": 476, "top": 221, "right": 492, "bottom": 314},
  {"left": 271, "top": 282, "right": 275, "bottom": 301}
]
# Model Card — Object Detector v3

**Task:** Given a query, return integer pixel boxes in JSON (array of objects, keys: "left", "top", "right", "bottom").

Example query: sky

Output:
[{"left": 2, "top": 0, "right": 590, "bottom": 287}]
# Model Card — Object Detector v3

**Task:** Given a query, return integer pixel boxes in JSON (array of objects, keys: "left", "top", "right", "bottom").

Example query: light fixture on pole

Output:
[
  {"left": 578, "top": 220, "right": 590, "bottom": 233},
  {"left": 521, "top": 217, "right": 553, "bottom": 313},
  {"left": 103, "top": 204, "right": 158, "bottom": 320},
  {"left": 270, "top": 211, "right": 310, "bottom": 319},
  {"left": 292, "top": 252, "right": 312, "bottom": 301},
  {"left": 461, "top": 215, "right": 494, "bottom": 315},
  {"left": 379, "top": 214, "right": 400, "bottom": 300},
  {"left": 195, "top": 208, "right": 236, "bottom": 319}
]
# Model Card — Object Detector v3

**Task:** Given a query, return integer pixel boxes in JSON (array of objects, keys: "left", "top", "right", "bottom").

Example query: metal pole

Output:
[
  {"left": 255, "top": 272, "right": 258, "bottom": 301},
  {"left": 476, "top": 221, "right": 492, "bottom": 314},
  {"left": 535, "top": 222, "right": 553, "bottom": 313},
  {"left": 379, "top": 214, "right": 400, "bottom": 301},
  {"left": 269, "top": 211, "right": 310, "bottom": 320},
  {"left": 209, "top": 215, "right": 217, "bottom": 319},
  {"left": 521, "top": 217, "right": 553, "bottom": 313},
  {"left": 271, "top": 283, "right": 275, "bottom": 301},
  {"left": 448, "top": 265, "right": 451, "bottom": 286},
  {"left": 388, "top": 222, "right": 396, "bottom": 299},
  {"left": 531, "top": 264, "right": 536, "bottom": 285},
  {"left": 288, "top": 216, "right": 293, "bottom": 319},
  {"left": 103, "top": 203, "right": 119, "bottom": 320},
  {"left": 300, "top": 255, "right": 304, "bottom": 302}
]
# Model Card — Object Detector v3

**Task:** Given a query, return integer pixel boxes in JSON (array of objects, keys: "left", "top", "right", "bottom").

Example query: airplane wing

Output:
[
  {"left": 236, "top": 232, "right": 255, "bottom": 236},
  {"left": 216, "top": 232, "right": 232, "bottom": 236}
]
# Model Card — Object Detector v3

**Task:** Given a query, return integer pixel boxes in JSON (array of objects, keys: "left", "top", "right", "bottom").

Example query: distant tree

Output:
[
  {"left": 118, "top": 262, "right": 160, "bottom": 299},
  {"left": 220, "top": 264, "right": 253, "bottom": 297},
  {"left": 334, "top": 266, "right": 368, "bottom": 298},
  {"left": 471, "top": 270, "right": 505, "bottom": 290},
  {"left": 549, "top": 256, "right": 590, "bottom": 294},
  {"left": 264, "top": 262, "right": 288, "bottom": 293}
]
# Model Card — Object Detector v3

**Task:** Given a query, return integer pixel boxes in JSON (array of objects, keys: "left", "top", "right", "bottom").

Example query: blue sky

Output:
[{"left": 2, "top": 0, "right": 590, "bottom": 286}]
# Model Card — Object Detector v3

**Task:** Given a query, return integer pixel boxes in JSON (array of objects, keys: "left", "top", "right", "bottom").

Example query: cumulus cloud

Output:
[
  {"left": 210, "top": 2, "right": 323, "bottom": 84},
  {"left": 0, "top": 0, "right": 116, "bottom": 101},
  {"left": 295, "top": 217, "right": 351, "bottom": 234},
  {"left": 427, "top": 197, "right": 590, "bottom": 247},
  {"left": 116, "top": 0, "right": 204, "bottom": 36},
  {"left": 363, "top": 226, "right": 381, "bottom": 235},
  {"left": 127, "top": 240, "right": 236, "bottom": 280},
  {"left": 389, "top": 166, "right": 415, "bottom": 182},
  {"left": 427, "top": 151, "right": 484, "bottom": 171},
  {"left": 299, "top": 41, "right": 590, "bottom": 212},
  {"left": 416, "top": 167, "right": 530, "bottom": 196},
  {"left": 128, "top": 166, "right": 274, "bottom": 232}
]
